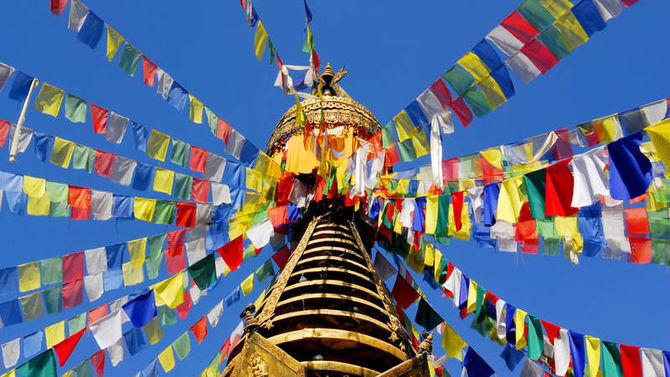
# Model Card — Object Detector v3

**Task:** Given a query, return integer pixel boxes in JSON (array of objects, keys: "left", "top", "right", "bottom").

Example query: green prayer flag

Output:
[
  {"left": 517, "top": 0, "right": 555, "bottom": 30},
  {"left": 204, "top": 107, "right": 218, "bottom": 136},
  {"left": 442, "top": 65, "right": 475, "bottom": 96},
  {"left": 207, "top": 352, "right": 221, "bottom": 376},
  {"left": 543, "top": 236, "right": 563, "bottom": 256},
  {"left": 302, "top": 25, "right": 315, "bottom": 53},
  {"left": 539, "top": 26, "right": 571, "bottom": 60},
  {"left": 470, "top": 304, "right": 492, "bottom": 337},
  {"left": 436, "top": 194, "right": 451, "bottom": 235},
  {"left": 42, "top": 285, "right": 63, "bottom": 314},
  {"left": 72, "top": 144, "right": 95, "bottom": 173},
  {"left": 174, "top": 173, "right": 193, "bottom": 200},
  {"left": 602, "top": 341, "right": 623, "bottom": 377},
  {"left": 652, "top": 238, "right": 670, "bottom": 265},
  {"left": 147, "top": 234, "right": 167, "bottom": 257},
  {"left": 146, "top": 251, "right": 163, "bottom": 280},
  {"left": 462, "top": 86, "right": 491, "bottom": 118},
  {"left": 158, "top": 306, "right": 178, "bottom": 326},
  {"left": 415, "top": 298, "right": 443, "bottom": 331},
  {"left": 437, "top": 257, "right": 449, "bottom": 284},
  {"left": 118, "top": 42, "right": 143, "bottom": 76},
  {"left": 170, "top": 139, "right": 190, "bottom": 167},
  {"left": 255, "top": 260, "right": 275, "bottom": 283},
  {"left": 535, "top": 219, "right": 556, "bottom": 237},
  {"left": 152, "top": 200, "right": 176, "bottom": 225},
  {"left": 188, "top": 253, "right": 216, "bottom": 290},
  {"left": 527, "top": 315, "right": 544, "bottom": 360},
  {"left": 397, "top": 139, "right": 416, "bottom": 162},
  {"left": 269, "top": 40, "right": 276, "bottom": 64},
  {"left": 41, "top": 257, "right": 63, "bottom": 285},
  {"left": 20, "top": 292, "right": 46, "bottom": 321},
  {"left": 46, "top": 181, "right": 68, "bottom": 202},
  {"left": 72, "top": 359, "right": 92, "bottom": 377},
  {"left": 474, "top": 285, "right": 486, "bottom": 317},
  {"left": 64, "top": 94, "right": 88, "bottom": 123},
  {"left": 16, "top": 349, "right": 57, "bottom": 377},
  {"left": 68, "top": 313, "right": 87, "bottom": 336},
  {"left": 649, "top": 212, "right": 670, "bottom": 235},
  {"left": 382, "top": 122, "right": 395, "bottom": 148},
  {"left": 49, "top": 201, "right": 70, "bottom": 218},
  {"left": 142, "top": 317, "right": 165, "bottom": 345},
  {"left": 172, "top": 332, "right": 191, "bottom": 361},
  {"left": 524, "top": 169, "right": 547, "bottom": 219}
]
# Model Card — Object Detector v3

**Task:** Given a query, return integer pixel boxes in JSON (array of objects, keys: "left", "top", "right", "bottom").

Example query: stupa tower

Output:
[{"left": 221, "top": 65, "right": 432, "bottom": 377}]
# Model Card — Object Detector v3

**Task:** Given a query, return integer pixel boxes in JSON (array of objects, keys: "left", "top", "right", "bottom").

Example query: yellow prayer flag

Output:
[
  {"left": 478, "top": 77, "right": 507, "bottom": 109},
  {"left": 23, "top": 176, "right": 46, "bottom": 197},
  {"left": 593, "top": 116, "right": 620, "bottom": 145},
  {"left": 433, "top": 249, "right": 443, "bottom": 283},
  {"left": 424, "top": 242, "right": 435, "bottom": 268},
  {"left": 646, "top": 119, "right": 670, "bottom": 175},
  {"left": 245, "top": 168, "right": 264, "bottom": 193},
  {"left": 480, "top": 147, "right": 502, "bottom": 169},
  {"left": 45, "top": 321, "right": 65, "bottom": 349},
  {"left": 407, "top": 250, "right": 425, "bottom": 274},
  {"left": 540, "top": 0, "right": 573, "bottom": 18},
  {"left": 448, "top": 202, "right": 472, "bottom": 240},
  {"left": 555, "top": 216, "right": 579, "bottom": 239},
  {"left": 50, "top": 137, "right": 75, "bottom": 168},
  {"left": 158, "top": 346, "right": 176, "bottom": 372},
  {"left": 18, "top": 262, "right": 41, "bottom": 292},
  {"left": 152, "top": 272, "right": 184, "bottom": 309},
  {"left": 35, "top": 83, "right": 65, "bottom": 117},
  {"left": 254, "top": 21, "right": 268, "bottom": 61},
  {"left": 106, "top": 26, "right": 124, "bottom": 62},
  {"left": 222, "top": 262, "right": 231, "bottom": 277},
  {"left": 457, "top": 52, "right": 491, "bottom": 81},
  {"left": 27, "top": 194, "right": 50, "bottom": 216},
  {"left": 1, "top": 370, "right": 16, "bottom": 377},
  {"left": 122, "top": 262, "right": 145, "bottom": 286},
  {"left": 554, "top": 12, "right": 589, "bottom": 50},
  {"left": 241, "top": 273, "right": 254, "bottom": 296},
  {"left": 466, "top": 280, "right": 477, "bottom": 314},
  {"left": 586, "top": 335, "right": 601, "bottom": 377},
  {"left": 153, "top": 168, "right": 175, "bottom": 195},
  {"left": 393, "top": 111, "right": 414, "bottom": 142},
  {"left": 514, "top": 309, "right": 527, "bottom": 350},
  {"left": 128, "top": 238, "right": 147, "bottom": 268},
  {"left": 60, "top": 371, "right": 71, "bottom": 377},
  {"left": 497, "top": 176, "right": 526, "bottom": 223},
  {"left": 441, "top": 322, "right": 467, "bottom": 361},
  {"left": 189, "top": 94, "right": 204, "bottom": 124},
  {"left": 425, "top": 195, "right": 439, "bottom": 234},
  {"left": 255, "top": 151, "right": 282, "bottom": 179},
  {"left": 254, "top": 289, "right": 266, "bottom": 310},
  {"left": 134, "top": 197, "right": 157, "bottom": 222},
  {"left": 409, "top": 127, "right": 430, "bottom": 158},
  {"left": 428, "top": 360, "right": 436, "bottom": 377},
  {"left": 147, "top": 130, "right": 170, "bottom": 162}
]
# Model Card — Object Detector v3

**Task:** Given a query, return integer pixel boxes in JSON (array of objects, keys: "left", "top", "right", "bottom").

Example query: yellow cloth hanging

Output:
[
  {"left": 586, "top": 335, "right": 601, "bottom": 377},
  {"left": 254, "top": 290, "right": 266, "bottom": 309},
  {"left": 45, "top": 321, "right": 65, "bottom": 349},
  {"left": 152, "top": 272, "right": 185, "bottom": 309},
  {"left": 241, "top": 273, "right": 254, "bottom": 296},
  {"left": 153, "top": 168, "right": 175, "bottom": 195},
  {"left": 423, "top": 242, "right": 435, "bottom": 268},
  {"left": 34, "top": 83, "right": 65, "bottom": 117},
  {"left": 106, "top": 25, "right": 124, "bottom": 62},
  {"left": 554, "top": 12, "right": 589, "bottom": 50},
  {"left": 254, "top": 21, "right": 268, "bottom": 61},
  {"left": 23, "top": 176, "right": 46, "bottom": 197},
  {"left": 539, "top": 0, "right": 573, "bottom": 18},
  {"left": 50, "top": 137, "right": 75, "bottom": 168},
  {"left": 27, "top": 194, "right": 50, "bottom": 216},
  {"left": 158, "top": 346, "right": 176, "bottom": 372},
  {"left": 593, "top": 116, "right": 619, "bottom": 145},
  {"left": 497, "top": 176, "right": 526, "bottom": 223},
  {"left": 441, "top": 322, "right": 467, "bottom": 361},
  {"left": 480, "top": 147, "right": 502, "bottom": 169},
  {"left": 425, "top": 195, "right": 439, "bottom": 234},
  {"left": 514, "top": 309, "right": 528, "bottom": 350},
  {"left": 393, "top": 111, "right": 414, "bottom": 142},
  {"left": 448, "top": 202, "right": 472, "bottom": 240},
  {"left": 479, "top": 77, "right": 507, "bottom": 109},
  {"left": 646, "top": 119, "right": 670, "bottom": 176},
  {"left": 18, "top": 262, "right": 41, "bottom": 292},
  {"left": 122, "top": 262, "right": 145, "bottom": 286},
  {"left": 189, "top": 94, "right": 204, "bottom": 124},
  {"left": 128, "top": 238, "right": 147, "bottom": 267},
  {"left": 433, "top": 248, "right": 443, "bottom": 283},
  {"left": 457, "top": 52, "right": 491, "bottom": 81},
  {"left": 147, "top": 130, "right": 170, "bottom": 162},
  {"left": 285, "top": 136, "right": 318, "bottom": 174},
  {"left": 466, "top": 279, "right": 477, "bottom": 314},
  {"left": 134, "top": 197, "right": 157, "bottom": 222}
]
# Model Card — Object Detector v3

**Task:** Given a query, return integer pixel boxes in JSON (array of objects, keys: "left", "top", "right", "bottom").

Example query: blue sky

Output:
[{"left": 0, "top": 0, "right": 669, "bottom": 376}]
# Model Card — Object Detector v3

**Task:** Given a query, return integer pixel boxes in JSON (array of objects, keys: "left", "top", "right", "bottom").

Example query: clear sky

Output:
[{"left": 0, "top": 1, "right": 669, "bottom": 376}]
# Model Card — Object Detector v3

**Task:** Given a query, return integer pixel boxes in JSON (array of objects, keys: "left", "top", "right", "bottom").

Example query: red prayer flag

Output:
[
  {"left": 391, "top": 274, "right": 419, "bottom": 310},
  {"left": 70, "top": 207, "right": 90, "bottom": 220},
  {"left": 165, "top": 246, "right": 186, "bottom": 274},
  {"left": 94, "top": 150, "right": 116, "bottom": 177},
  {"left": 89, "top": 305, "right": 108, "bottom": 325},
  {"left": 90, "top": 103, "right": 109, "bottom": 134},
  {"left": 189, "top": 146, "right": 208, "bottom": 174},
  {"left": 540, "top": 319, "right": 561, "bottom": 344},
  {"left": 384, "top": 144, "right": 400, "bottom": 167},
  {"left": 628, "top": 236, "right": 652, "bottom": 264},
  {"left": 501, "top": 10, "right": 539, "bottom": 44},
  {"left": 49, "top": 0, "right": 69, "bottom": 16},
  {"left": 62, "top": 279, "right": 83, "bottom": 308},
  {"left": 192, "top": 178, "right": 211, "bottom": 203},
  {"left": 520, "top": 39, "right": 558, "bottom": 74},
  {"left": 451, "top": 191, "right": 464, "bottom": 231},
  {"left": 544, "top": 159, "right": 578, "bottom": 217},
  {"left": 312, "top": 50, "right": 320, "bottom": 74},
  {"left": 448, "top": 97, "right": 473, "bottom": 127},
  {"left": 0, "top": 120, "right": 10, "bottom": 146},
  {"left": 53, "top": 329, "right": 85, "bottom": 367},
  {"left": 240, "top": 0, "right": 247, "bottom": 9},
  {"left": 220, "top": 338, "right": 231, "bottom": 364},
  {"left": 68, "top": 186, "right": 91, "bottom": 209},
  {"left": 190, "top": 316, "right": 208, "bottom": 344},
  {"left": 142, "top": 55, "right": 157, "bottom": 87},
  {"left": 168, "top": 229, "right": 186, "bottom": 248},
  {"left": 176, "top": 290, "right": 193, "bottom": 320},
  {"left": 63, "top": 252, "right": 84, "bottom": 281},
  {"left": 442, "top": 158, "right": 459, "bottom": 181},
  {"left": 268, "top": 205, "right": 289, "bottom": 227},
  {"left": 620, "top": 344, "right": 643, "bottom": 377},
  {"left": 176, "top": 201, "right": 197, "bottom": 228},
  {"left": 218, "top": 236, "right": 243, "bottom": 271},
  {"left": 622, "top": 0, "right": 638, "bottom": 6},
  {"left": 515, "top": 202, "right": 537, "bottom": 241},
  {"left": 217, "top": 118, "right": 232, "bottom": 143},
  {"left": 271, "top": 245, "right": 291, "bottom": 270},
  {"left": 91, "top": 349, "right": 105, "bottom": 377},
  {"left": 430, "top": 77, "right": 452, "bottom": 108},
  {"left": 624, "top": 208, "right": 649, "bottom": 235}
]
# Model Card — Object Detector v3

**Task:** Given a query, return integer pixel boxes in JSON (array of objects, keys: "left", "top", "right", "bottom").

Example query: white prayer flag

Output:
[
  {"left": 1, "top": 338, "right": 20, "bottom": 368},
  {"left": 68, "top": 0, "right": 89, "bottom": 32},
  {"left": 506, "top": 52, "right": 541, "bottom": 85},
  {"left": 90, "top": 310, "right": 124, "bottom": 349},
  {"left": 91, "top": 190, "right": 113, "bottom": 220},
  {"left": 109, "top": 156, "right": 137, "bottom": 186},
  {"left": 84, "top": 273, "right": 104, "bottom": 301},
  {"left": 204, "top": 153, "right": 226, "bottom": 182},
  {"left": 206, "top": 301, "right": 224, "bottom": 328},
  {"left": 85, "top": 247, "right": 108, "bottom": 275},
  {"left": 106, "top": 112, "right": 129, "bottom": 144}
]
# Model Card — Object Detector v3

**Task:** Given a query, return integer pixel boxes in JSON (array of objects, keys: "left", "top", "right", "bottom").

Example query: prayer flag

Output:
[
  {"left": 134, "top": 197, "right": 157, "bottom": 222},
  {"left": 254, "top": 22, "right": 268, "bottom": 61},
  {"left": 45, "top": 321, "right": 65, "bottom": 349},
  {"left": 153, "top": 168, "right": 175, "bottom": 195},
  {"left": 391, "top": 274, "right": 419, "bottom": 310},
  {"left": 90, "top": 103, "right": 108, "bottom": 134},
  {"left": 190, "top": 317, "right": 208, "bottom": 344},
  {"left": 118, "top": 42, "right": 142, "bottom": 76},
  {"left": 172, "top": 333, "right": 191, "bottom": 361},
  {"left": 241, "top": 273, "right": 254, "bottom": 296},
  {"left": 152, "top": 272, "right": 184, "bottom": 309},
  {"left": 64, "top": 94, "right": 87, "bottom": 123},
  {"left": 16, "top": 350, "right": 56, "bottom": 377},
  {"left": 158, "top": 347, "right": 176, "bottom": 372},
  {"left": 50, "top": 0, "right": 68, "bottom": 15},
  {"left": 123, "top": 291, "right": 157, "bottom": 328},
  {"left": 106, "top": 112, "right": 129, "bottom": 144},
  {"left": 415, "top": 297, "right": 443, "bottom": 330},
  {"left": 50, "top": 137, "right": 75, "bottom": 168},
  {"left": 143, "top": 55, "right": 157, "bottom": 86},
  {"left": 189, "top": 94, "right": 204, "bottom": 124},
  {"left": 188, "top": 253, "right": 216, "bottom": 290},
  {"left": 147, "top": 130, "right": 170, "bottom": 162},
  {"left": 106, "top": 26, "right": 124, "bottom": 62},
  {"left": 35, "top": 83, "right": 64, "bottom": 117}
]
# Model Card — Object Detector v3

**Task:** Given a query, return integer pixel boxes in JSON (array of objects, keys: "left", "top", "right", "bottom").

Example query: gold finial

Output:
[
  {"left": 241, "top": 303, "right": 260, "bottom": 334},
  {"left": 321, "top": 63, "right": 335, "bottom": 80},
  {"left": 418, "top": 331, "right": 434, "bottom": 355},
  {"left": 316, "top": 63, "right": 349, "bottom": 98}
]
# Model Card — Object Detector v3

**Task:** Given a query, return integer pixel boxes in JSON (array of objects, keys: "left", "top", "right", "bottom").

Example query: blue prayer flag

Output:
[
  {"left": 490, "top": 65, "right": 515, "bottom": 98},
  {"left": 505, "top": 304, "right": 517, "bottom": 346},
  {"left": 106, "top": 243, "right": 126, "bottom": 271},
  {"left": 33, "top": 132, "right": 51, "bottom": 162},
  {"left": 132, "top": 163, "right": 153, "bottom": 191},
  {"left": 103, "top": 269, "right": 123, "bottom": 291},
  {"left": 0, "top": 266, "right": 19, "bottom": 294},
  {"left": 123, "top": 290, "right": 157, "bottom": 328},
  {"left": 500, "top": 344, "right": 525, "bottom": 371},
  {"left": 8, "top": 71, "right": 34, "bottom": 101},
  {"left": 0, "top": 299, "right": 22, "bottom": 326},
  {"left": 167, "top": 82, "right": 188, "bottom": 112},
  {"left": 463, "top": 347, "right": 495, "bottom": 377},
  {"left": 123, "top": 327, "right": 146, "bottom": 356},
  {"left": 131, "top": 121, "right": 150, "bottom": 152},
  {"left": 472, "top": 39, "right": 503, "bottom": 70},
  {"left": 224, "top": 286, "right": 241, "bottom": 307},
  {"left": 303, "top": 0, "right": 313, "bottom": 23},
  {"left": 112, "top": 194, "right": 134, "bottom": 218},
  {"left": 405, "top": 100, "right": 429, "bottom": 127},
  {"left": 608, "top": 132, "right": 652, "bottom": 200},
  {"left": 77, "top": 11, "right": 104, "bottom": 48},
  {"left": 240, "top": 140, "right": 259, "bottom": 165},
  {"left": 141, "top": 359, "right": 160, "bottom": 377},
  {"left": 572, "top": 0, "right": 607, "bottom": 36},
  {"left": 569, "top": 330, "right": 586, "bottom": 377},
  {"left": 23, "top": 331, "right": 43, "bottom": 358},
  {"left": 413, "top": 197, "right": 426, "bottom": 232},
  {"left": 483, "top": 183, "right": 500, "bottom": 227}
]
